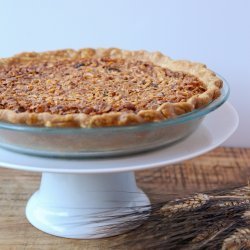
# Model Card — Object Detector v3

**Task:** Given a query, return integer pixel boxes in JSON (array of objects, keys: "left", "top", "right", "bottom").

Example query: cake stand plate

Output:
[{"left": 0, "top": 102, "right": 238, "bottom": 239}]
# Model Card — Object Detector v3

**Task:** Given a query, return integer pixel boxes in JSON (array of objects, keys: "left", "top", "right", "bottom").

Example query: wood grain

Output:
[{"left": 0, "top": 147, "right": 250, "bottom": 250}]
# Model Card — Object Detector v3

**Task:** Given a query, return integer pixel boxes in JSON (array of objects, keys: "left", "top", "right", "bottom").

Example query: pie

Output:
[{"left": 0, "top": 48, "right": 222, "bottom": 127}]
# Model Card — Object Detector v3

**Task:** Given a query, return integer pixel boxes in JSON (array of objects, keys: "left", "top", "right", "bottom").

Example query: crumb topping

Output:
[{"left": 0, "top": 57, "right": 206, "bottom": 115}]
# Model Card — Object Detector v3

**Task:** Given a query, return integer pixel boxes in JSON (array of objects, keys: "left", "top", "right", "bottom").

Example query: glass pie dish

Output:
[{"left": 0, "top": 76, "right": 229, "bottom": 158}]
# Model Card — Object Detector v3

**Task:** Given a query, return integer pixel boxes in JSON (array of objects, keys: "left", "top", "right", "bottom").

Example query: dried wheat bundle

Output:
[{"left": 106, "top": 185, "right": 250, "bottom": 250}]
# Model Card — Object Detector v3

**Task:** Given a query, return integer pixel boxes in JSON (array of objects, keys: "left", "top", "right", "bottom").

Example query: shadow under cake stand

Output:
[{"left": 0, "top": 102, "right": 238, "bottom": 239}]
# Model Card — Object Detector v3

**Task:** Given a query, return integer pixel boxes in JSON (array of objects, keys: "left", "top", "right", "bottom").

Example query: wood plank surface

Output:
[{"left": 0, "top": 147, "right": 250, "bottom": 250}]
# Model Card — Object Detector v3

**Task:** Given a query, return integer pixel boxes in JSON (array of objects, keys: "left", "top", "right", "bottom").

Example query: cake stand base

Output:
[{"left": 26, "top": 172, "right": 150, "bottom": 239}]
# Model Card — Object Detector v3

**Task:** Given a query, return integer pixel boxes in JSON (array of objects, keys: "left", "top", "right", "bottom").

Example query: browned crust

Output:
[{"left": 0, "top": 48, "right": 222, "bottom": 127}]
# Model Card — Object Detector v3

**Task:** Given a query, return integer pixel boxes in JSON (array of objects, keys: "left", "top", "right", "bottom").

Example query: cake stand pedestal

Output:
[
  {"left": 0, "top": 102, "right": 238, "bottom": 239},
  {"left": 26, "top": 171, "right": 149, "bottom": 238}
]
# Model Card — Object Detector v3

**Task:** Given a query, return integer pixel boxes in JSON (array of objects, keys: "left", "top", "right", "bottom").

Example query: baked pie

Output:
[{"left": 0, "top": 48, "right": 222, "bottom": 127}]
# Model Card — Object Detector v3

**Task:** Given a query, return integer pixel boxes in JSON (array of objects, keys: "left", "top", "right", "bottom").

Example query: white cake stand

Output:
[{"left": 0, "top": 102, "right": 238, "bottom": 239}]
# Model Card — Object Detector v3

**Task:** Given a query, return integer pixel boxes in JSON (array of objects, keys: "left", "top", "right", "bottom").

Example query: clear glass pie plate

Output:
[{"left": 0, "top": 76, "right": 229, "bottom": 158}]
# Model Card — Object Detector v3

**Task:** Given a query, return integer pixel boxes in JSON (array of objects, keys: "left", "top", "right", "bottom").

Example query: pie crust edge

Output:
[{"left": 0, "top": 48, "right": 223, "bottom": 128}]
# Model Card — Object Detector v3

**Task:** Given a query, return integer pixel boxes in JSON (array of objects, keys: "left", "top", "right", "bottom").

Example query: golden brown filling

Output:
[{"left": 0, "top": 57, "right": 206, "bottom": 115}]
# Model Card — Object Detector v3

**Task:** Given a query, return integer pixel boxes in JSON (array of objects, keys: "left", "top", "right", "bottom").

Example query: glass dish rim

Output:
[{"left": 0, "top": 74, "right": 229, "bottom": 133}]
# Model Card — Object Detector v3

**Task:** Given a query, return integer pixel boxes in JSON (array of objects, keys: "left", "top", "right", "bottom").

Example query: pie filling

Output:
[{"left": 0, "top": 57, "right": 206, "bottom": 115}]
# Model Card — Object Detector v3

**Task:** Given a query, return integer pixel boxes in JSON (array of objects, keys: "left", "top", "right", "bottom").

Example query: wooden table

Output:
[{"left": 0, "top": 147, "right": 250, "bottom": 250}]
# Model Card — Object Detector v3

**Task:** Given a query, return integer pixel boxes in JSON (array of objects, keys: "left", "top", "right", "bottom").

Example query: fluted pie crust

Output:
[{"left": 0, "top": 48, "right": 222, "bottom": 127}]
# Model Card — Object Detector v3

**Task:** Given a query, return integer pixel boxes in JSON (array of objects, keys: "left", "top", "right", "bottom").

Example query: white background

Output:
[{"left": 0, "top": 0, "right": 249, "bottom": 147}]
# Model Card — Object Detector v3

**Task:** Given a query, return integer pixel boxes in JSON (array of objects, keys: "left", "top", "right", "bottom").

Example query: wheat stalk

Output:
[
  {"left": 215, "top": 199, "right": 250, "bottom": 208},
  {"left": 160, "top": 193, "right": 209, "bottom": 217},
  {"left": 243, "top": 210, "right": 250, "bottom": 220},
  {"left": 192, "top": 221, "right": 229, "bottom": 244},
  {"left": 222, "top": 228, "right": 250, "bottom": 250}
]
